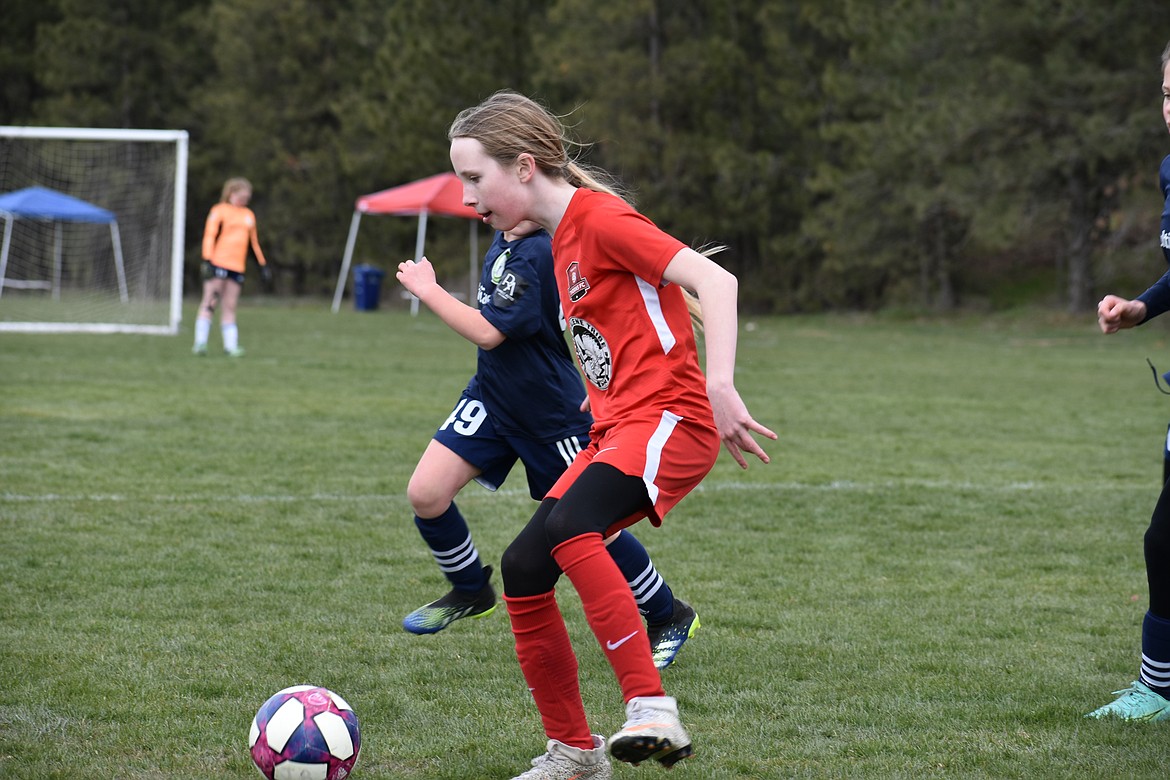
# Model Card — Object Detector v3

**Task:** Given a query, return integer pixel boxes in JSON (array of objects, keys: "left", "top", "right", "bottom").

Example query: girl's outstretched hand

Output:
[
  {"left": 707, "top": 382, "right": 777, "bottom": 469},
  {"left": 396, "top": 257, "right": 437, "bottom": 298}
]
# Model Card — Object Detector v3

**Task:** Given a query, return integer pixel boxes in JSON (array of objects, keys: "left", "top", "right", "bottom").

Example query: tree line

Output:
[{"left": 4, "top": 0, "right": 1169, "bottom": 313}]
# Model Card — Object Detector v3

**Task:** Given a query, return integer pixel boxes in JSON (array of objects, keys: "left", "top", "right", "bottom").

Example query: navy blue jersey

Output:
[
  {"left": 465, "top": 229, "right": 592, "bottom": 442},
  {"left": 1136, "top": 155, "right": 1170, "bottom": 321},
  {"left": 1162, "top": 154, "right": 1170, "bottom": 267}
]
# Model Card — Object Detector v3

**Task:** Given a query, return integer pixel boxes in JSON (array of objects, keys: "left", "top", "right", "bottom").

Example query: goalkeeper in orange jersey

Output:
[{"left": 193, "top": 177, "right": 271, "bottom": 357}]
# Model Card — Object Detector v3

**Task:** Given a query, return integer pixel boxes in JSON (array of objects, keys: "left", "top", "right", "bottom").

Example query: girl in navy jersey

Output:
[
  {"left": 395, "top": 222, "right": 700, "bottom": 670},
  {"left": 1090, "top": 40, "right": 1170, "bottom": 722},
  {"left": 445, "top": 91, "right": 775, "bottom": 778}
]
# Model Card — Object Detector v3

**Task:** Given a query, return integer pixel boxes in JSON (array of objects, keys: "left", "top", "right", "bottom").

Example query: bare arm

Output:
[
  {"left": 662, "top": 247, "right": 777, "bottom": 468},
  {"left": 396, "top": 257, "right": 505, "bottom": 349},
  {"left": 250, "top": 220, "right": 267, "bottom": 267}
]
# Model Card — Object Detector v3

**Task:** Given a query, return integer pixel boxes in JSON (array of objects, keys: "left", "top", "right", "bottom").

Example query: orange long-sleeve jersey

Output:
[{"left": 202, "top": 202, "right": 267, "bottom": 273}]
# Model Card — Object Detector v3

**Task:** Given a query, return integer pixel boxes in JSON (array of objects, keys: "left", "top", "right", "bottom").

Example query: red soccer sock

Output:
[
  {"left": 553, "top": 533, "right": 664, "bottom": 702},
  {"left": 504, "top": 591, "right": 594, "bottom": 749}
]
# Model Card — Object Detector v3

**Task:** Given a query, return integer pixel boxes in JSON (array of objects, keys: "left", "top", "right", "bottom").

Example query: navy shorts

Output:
[{"left": 433, "top": 389, "right": 590, "bottom": 500}]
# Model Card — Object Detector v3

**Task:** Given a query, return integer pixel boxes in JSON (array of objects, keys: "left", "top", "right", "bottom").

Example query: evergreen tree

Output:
[
  {"left": 0, "top": 1, "right": 60, "bottom": 124},
  {"left": 336, "top": 0, "right": 548, "bottom": 282},
  {"left": 189, "top": 0, "right": 382, "bottom": 293},
  {"left": 32, "top": 0, "right": 212, "bottom": 129},
  {"left": 11, "top": 0, "right": 1167, "bottom": 310},
  {"left": 532, "top": 0, "right": 828, "bottom": 311},
  {"left": 806, "top": 0, "right": 1167, "bottom": 311}
]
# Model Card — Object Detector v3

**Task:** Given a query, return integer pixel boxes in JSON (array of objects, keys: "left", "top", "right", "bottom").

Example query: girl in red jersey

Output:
[
  {"left": 446, "top": 91, "right": 775, "bottom": 779},
  {"left": 193, "top": 177, "right": 270, "bottom": 357}
]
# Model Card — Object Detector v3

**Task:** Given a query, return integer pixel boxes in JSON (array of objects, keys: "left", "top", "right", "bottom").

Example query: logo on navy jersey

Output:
[
  {"left": 569, "top": 317, "right": 611, "bottom": 390},
  {"left": 1162, "top": 229, "right": 1170, "bottom": 250},
  {"left": 491, "top": 249, "right": 511, "bottom": 283},
  {"left": 491, "top": 270, "right": 528, "bottom": 308},
  {"left": 567, "top": 261, "right": 590, "bottom": 301}
]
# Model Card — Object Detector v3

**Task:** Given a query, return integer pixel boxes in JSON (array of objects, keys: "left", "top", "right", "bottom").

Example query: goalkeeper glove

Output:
[{"left": 260, "top": 265, "right": 273, "bottom": 283}]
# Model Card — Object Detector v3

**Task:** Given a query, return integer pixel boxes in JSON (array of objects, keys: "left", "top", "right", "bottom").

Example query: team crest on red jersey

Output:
[
  {"left": 569, "top": 317, "right": 611, "bottom": 390},
  {"left": 566, "top": 261, "right": 590, "bottom": 301}
]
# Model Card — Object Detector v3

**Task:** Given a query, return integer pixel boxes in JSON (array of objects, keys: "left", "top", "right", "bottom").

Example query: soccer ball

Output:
[{"left": 249, "top": 685, "right": 361, "bottom": 780}]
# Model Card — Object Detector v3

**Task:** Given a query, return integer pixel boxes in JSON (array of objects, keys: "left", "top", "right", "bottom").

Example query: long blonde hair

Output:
[
  {"left": 450, "top": 91, "right": 715, "bottom": 331},
  {"left": 448, "top": 90, "right": 631, "bottom": 203}
]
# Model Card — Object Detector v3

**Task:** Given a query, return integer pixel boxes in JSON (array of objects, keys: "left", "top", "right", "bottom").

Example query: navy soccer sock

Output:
[
  {"left": 605, "top": 529, "right": 674, "bottom": 625},
  {"left": 1141, "top": 611, "right": 1170, "bottom": 697},
  {"left": 414, "top": 502, "right": 486, "bottom": 593}
]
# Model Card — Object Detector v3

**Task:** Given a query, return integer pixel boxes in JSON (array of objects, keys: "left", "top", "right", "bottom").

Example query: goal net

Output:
[{"left": 0, "top": 126, "right": 187, "bottom": 334}]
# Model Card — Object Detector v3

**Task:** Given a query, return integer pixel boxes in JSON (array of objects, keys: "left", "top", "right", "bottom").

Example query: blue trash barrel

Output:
[{"left": 353, "top": 264, "right": 385, "bottom": 311}]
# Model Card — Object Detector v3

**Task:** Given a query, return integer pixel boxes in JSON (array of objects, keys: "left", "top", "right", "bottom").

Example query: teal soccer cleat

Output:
[{"left": 1086, "top": 681, "right": 1170, "bottom": 721}]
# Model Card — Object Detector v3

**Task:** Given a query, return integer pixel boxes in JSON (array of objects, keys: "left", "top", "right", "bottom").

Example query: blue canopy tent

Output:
[{"left": 0, "top": 186, "right": 128, "bottom": 302}]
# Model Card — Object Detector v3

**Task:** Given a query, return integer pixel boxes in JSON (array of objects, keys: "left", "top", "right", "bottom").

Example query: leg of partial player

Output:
[{"left": 1087, "top": 483, "right": 1170, "bottom": 720}]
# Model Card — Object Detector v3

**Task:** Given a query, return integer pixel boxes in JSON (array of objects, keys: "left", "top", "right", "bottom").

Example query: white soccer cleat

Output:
[
  {"left": 608, "top": 695, "right": 693, "bottom": 767},
  {"left": 512, "top": 735, "right": 612, "bottom": 780}
]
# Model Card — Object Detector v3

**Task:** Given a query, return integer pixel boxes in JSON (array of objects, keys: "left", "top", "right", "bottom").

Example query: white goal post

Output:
[{"left": 0, "top": 126, "right": 188, "bottom": 334}]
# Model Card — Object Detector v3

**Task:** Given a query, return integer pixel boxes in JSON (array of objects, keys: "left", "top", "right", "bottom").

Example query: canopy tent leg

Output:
[
  {"left": 0, "top": 215, "right": 11, "bottom": 301},
  {"left": 469, "top": 221, "right": 479, "bottom": 307},
  {"left": 110, "top": 221, "right": 128, "bottom": 303},
  {"left": 409, "top": 210, "right": 429, "bottom": 316},
  {"left": 53, "top": 223, "right": 63, "bottom": 300},
  {"left": 331, "top": 210, "right": 363, "bottom": 313}
]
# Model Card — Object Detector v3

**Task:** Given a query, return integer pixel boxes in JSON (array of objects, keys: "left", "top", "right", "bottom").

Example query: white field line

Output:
[{"left": 0, "top": 478, "right": 1156, "bottom": 504}]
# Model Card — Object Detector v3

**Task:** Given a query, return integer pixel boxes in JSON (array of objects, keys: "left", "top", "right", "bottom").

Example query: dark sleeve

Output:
[
  {"left": 479, "top": 244, "right": 543, "bottom": 341},
  {"left": 1137, "top": 268, "right": 1170, "bottom": 323}
]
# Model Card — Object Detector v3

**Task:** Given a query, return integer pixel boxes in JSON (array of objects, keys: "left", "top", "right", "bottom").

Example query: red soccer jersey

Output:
[{"left": 552, "top": 188, "right": 716, "bottom": 435}]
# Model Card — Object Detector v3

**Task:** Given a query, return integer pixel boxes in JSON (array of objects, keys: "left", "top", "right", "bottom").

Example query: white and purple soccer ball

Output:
[{"left": 249, "top": 685, "right": 361, "bottom": 780}]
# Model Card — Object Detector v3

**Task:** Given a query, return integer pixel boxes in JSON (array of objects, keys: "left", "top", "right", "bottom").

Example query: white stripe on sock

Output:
[
  {"left": 1141, "top": 653, "right": 1170, "bottom": 687},
  {"left": 431, "top": 535, "right": 480, "bottom": 573},
  {"left": 628, "top": 561, "right": 665, "bottom": 604}
]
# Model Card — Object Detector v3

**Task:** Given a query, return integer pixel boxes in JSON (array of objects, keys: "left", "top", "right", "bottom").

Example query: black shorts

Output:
[{"left": 201, "top": 261, "right": 245, "bottom": 286}]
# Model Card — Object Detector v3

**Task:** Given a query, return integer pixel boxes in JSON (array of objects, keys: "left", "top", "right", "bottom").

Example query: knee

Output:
[
  {"left": 405, "top": 475, "right": 451, "bottom": 519},
  {"left": 543, "top": 503, "right": 590, "bottom": 549},
  {"left": 501, "top": 535, "right": 543, "bottom": 582},
  {"left": 501, "top": 535, "right": 559, "bottom": 597}
]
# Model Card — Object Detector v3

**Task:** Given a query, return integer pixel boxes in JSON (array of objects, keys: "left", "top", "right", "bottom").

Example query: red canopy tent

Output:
[{"left": 331, "top": 172, "right": 484, "bottom": 313}]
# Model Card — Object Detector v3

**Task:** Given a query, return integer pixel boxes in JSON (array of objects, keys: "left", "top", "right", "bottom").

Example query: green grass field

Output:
[{"left": 4, "top": 301, "right": 1170, "bottom": 778}]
